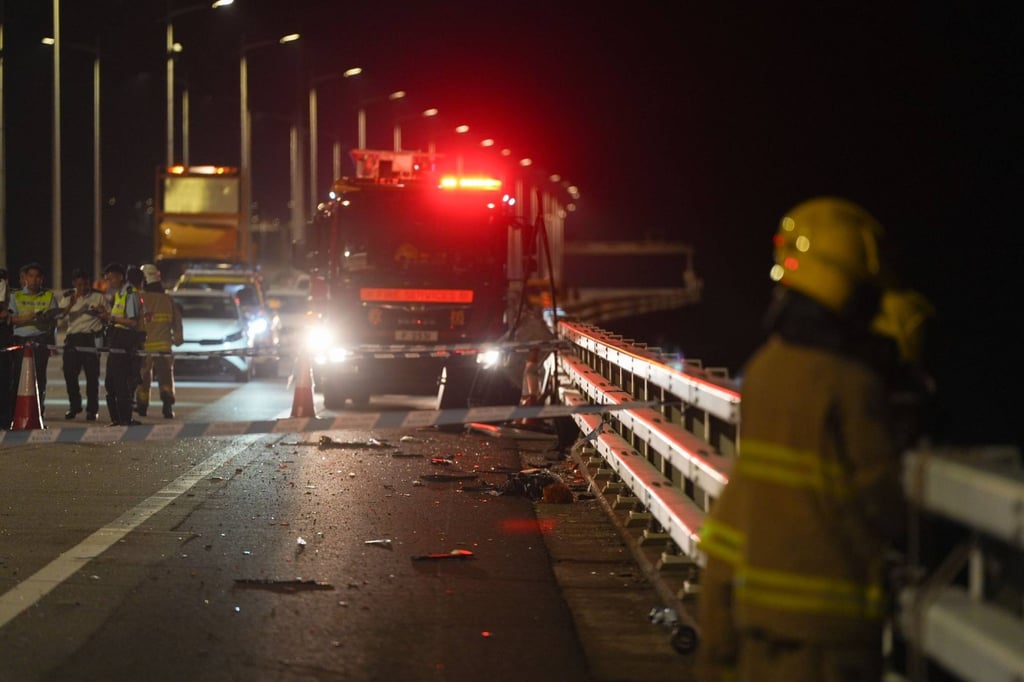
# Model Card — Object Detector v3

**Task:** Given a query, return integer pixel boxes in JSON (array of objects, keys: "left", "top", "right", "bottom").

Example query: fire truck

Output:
[
  {"left": 154, "top": 165, "right": 246, "bottom": 283},
  {"left": 296, "top": 149, "right": 555, "bottom": 410}
]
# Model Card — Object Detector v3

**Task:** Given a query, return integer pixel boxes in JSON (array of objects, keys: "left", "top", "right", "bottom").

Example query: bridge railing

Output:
[{"left": 555, "top": 320, "right": 1024, "bottom": 677}]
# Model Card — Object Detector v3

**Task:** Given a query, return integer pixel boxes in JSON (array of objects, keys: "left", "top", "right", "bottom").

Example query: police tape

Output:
[
  {"left": 1, "top": 338, "right": 569, "bottom": 361},
  {"left": 0, "top": 400, "right": 656, "bottom": 445}
]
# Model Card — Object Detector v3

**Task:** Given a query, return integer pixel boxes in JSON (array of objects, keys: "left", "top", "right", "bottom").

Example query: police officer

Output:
[
  {"left": 0, "top": 268, "right": 12, "bottom": 427},
  {"left": 58, "top": 268, "right": 108, "bottom": 420},
  {"left": 135, "top": 264, "right": 182, "bottom": 418},
  {"left": 696, "top": 198, "right": 906, "bottom": 682},
  {"left": 99, "top": 263, "right": 142, "bottom": 426},
  {"left": 8, "top": 262, "right": 59, "bottom": 416}
]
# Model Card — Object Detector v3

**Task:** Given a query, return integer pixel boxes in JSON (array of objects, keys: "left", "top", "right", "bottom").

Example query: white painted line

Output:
[{"left": 0, "top": 438, "right": 263, "bottom": 629}]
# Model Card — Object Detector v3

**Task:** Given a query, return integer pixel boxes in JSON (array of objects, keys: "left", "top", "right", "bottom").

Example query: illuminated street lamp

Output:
[
  {"left": 239, "top": 32, "right": 300, "bottom": 263},
  {"left": 166, "top": 0, "right": 233, "bottom": 167},
  {"left": 308, "top": 66, "right": 361, "bottom": 218},
  {"left": 43, "top": 36, "right": 102, "bottom": 283}
]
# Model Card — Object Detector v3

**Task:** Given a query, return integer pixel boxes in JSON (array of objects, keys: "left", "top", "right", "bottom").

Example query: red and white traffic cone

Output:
[
  {"left": 290, "top": 352, "right": 317, "bottom": 418},
  {"left": 11, "top": 344, "right": 44, "bottom": 430}
]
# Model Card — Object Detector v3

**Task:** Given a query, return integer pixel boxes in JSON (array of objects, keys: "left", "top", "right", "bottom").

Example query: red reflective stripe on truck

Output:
[{"left": 359, "top": 288, "right": 474, "bottom": 304}]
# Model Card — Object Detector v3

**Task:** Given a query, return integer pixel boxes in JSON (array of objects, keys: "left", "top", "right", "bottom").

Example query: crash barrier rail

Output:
[
  {"left": 554, "top": 320, "right": 1024, "bottom": 678},
  {"left": 553, "top": 320, "right": 740, "bottom": 570},
  {"left": 897, "top": 446, "right": 1024, "bottom": 680}
]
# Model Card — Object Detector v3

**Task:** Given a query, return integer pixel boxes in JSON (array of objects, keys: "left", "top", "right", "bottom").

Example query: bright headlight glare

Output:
[
  {"left": 249, "top": 317, "right": 269, "bottom": 335},
  {"left": 306, "top": 325, "right": 334, "bottom": 351},
  {"left": 328, "top": 348, "right": 351, "bottom": 363},
  {"left": 476, "top": 349, "right": 501, "bottom": 368}
]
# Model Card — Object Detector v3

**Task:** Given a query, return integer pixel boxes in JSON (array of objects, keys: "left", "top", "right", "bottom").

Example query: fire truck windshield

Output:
[{"left": 335, "top": 188, "right": 507, "bottom": 279}]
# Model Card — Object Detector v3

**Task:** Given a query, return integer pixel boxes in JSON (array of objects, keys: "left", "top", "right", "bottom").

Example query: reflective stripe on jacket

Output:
[
  {"left": 12, "top": 289, "right": 55, "bottom": 336},
  {"left": 139, "top": 291, "right": 182, "bottom": 352},
  {"left": 698, "top": 335, "right": 904, "bottom": 644}
]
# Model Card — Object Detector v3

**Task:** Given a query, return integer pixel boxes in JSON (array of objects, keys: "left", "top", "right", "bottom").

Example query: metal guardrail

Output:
[
  {"left": 556, "top": 320, "right": 1024, "bottom": 679},
  {"left": 554, "top": 320, "right": 739, "bottom": 568}
]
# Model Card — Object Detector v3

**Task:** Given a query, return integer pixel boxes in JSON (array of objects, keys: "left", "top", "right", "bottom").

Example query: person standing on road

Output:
[
  {"left": 99, "top": 263, "right": 142, "bottom": 426},
  {"left": 0, "top": 268, "right": 13, "bottom": 427},
  {"left": 135, "top": 264, "right": 182, "bottom": 418},
  {"left": 696, "top": 197, "right": 906, "bottom": 682},
  {"left": 8, "top": 262, "right": 59, "bottom": 416},
  {"left": 58, "top": 268, "right": 108, "bottom": 421}
]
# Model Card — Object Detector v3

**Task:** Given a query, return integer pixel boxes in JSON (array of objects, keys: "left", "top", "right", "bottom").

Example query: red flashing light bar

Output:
[
  {"left": 438, "top": 176, "right": 502, "bottom": 191},
  {"left": 360, "top": 288, "right": 474, "bottom": 304}
]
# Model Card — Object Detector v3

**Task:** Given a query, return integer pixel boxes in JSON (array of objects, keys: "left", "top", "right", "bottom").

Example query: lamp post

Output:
[
  {"left": 240, "top": 32, "right": 300, "bottom": 263},
  {"left": 357, "top": 89, "right": 405, "bottom": 150},
  {"left": 308, "top": 67, "right": 361, "bottom": 219},
  {"left": 43, "top": 36, "right": 101, "bottom": 283},
  {"left": 51, "top": 0, "right": 62, "bottom": 289},
  {"left": 166, "top": 0, "right": 233, "bottom": 167},
  {"left": 0, "top": 20, "right": 6, "bottom": 268}
]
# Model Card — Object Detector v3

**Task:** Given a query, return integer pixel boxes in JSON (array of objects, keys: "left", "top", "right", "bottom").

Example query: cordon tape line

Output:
[
  {"left": 1, "top": 338, "right": 571, "bottom": 360},
  {"left": 0, "top": 400, "right": 661, "bottom": 446}
]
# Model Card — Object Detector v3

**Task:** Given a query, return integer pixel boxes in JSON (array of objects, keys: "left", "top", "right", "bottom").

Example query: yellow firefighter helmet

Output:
[
  {"left": 769, "top": 197, "right": 886, "bottom": 314},
  {"left": 872, "top": 288, "right": 935, "bottom": 365}
]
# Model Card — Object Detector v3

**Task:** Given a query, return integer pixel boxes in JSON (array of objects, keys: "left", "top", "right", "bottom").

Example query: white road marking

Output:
[{"left": 0, "top": 438, "right": 264, "bottom": 629}]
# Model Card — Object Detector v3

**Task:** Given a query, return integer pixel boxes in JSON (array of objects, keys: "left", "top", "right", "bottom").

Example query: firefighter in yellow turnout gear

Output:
[
  {"left": 696, "top": 198, "right": 907, "bottom": 682},
  {"left": 135, "top": 265, "right": 182, "bottom": 418}
]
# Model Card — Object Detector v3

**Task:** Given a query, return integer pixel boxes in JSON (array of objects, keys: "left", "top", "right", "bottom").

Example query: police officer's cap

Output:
[{"left": 103, "top": 262, "right": 127, "bottom": 276}]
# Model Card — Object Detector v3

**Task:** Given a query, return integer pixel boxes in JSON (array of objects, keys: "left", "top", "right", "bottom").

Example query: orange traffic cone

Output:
[
  {"left": 290, "top": 352, "right": 317, "bottom": 418},
  {"left": 12, "top": 344, "right": 44, "bottom": 430}
]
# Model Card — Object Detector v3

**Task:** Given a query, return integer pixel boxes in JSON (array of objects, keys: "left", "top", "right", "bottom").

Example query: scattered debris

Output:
[
  {"left": 420, "top": 473, "right": 479, "bottom": 482},
  {"left": 500, "top": 469, "right": 565, "bottom": 500},
  {"left": 399, "top": 435, "right": 418, "bottom": 442},
  {"left": 541, "top": 482, "right": 574, "bottom": 504},
  {"left": 411, "top": 549, "right": 474, "bottom": 561},
  {"left": 364, "top": 539, "right": 393, "bottom": 549},
  {"left": 317, "top": 435, "right": 395, "bottom": 450},
  {"left": 648, "top": 607, "right": 679, "bottom": 627},
  {"left": 233, "top": 578, "right": 335, "bottom": 593},
  {"left": 296, "top": 537, "right": 308, "bottom": 547}
]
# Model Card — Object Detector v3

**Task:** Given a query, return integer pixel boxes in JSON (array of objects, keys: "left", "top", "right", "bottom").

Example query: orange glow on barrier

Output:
[
  {"left": 438, "top": 176, "right": 502, "bottom": 191},
  {"left": 360, "top": 288, "right": 474, "bottom": 304}
]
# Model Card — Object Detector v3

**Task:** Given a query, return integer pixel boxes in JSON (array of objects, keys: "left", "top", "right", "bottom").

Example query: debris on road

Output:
[
  {"left": 317, "top": 435, "right": 395, "bottom": 450},
  {"left": 500, "top": 469, "right": 565, "bottom": 500},
  {"left": 419, "top": 472, "right": 478, "bottom": 482},
  {"left": 411, "top": 549, "right": 474, "bottom": 561},
  {"left": 233, "top": 578, "right": 336, "bottom": 593},
  {"left": 364, "top": 538, "right": 393, "bottom": 549}
]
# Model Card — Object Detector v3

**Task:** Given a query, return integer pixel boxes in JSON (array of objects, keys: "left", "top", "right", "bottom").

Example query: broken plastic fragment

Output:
[
  {"left": 364, "top": 539, "right": 393, "bottom": 548},
  {"left": 411, "top": 549, "right": 475, "bottom": 561},
  {"left": 296, "top": 537, "right": 307, "bottom": 546}
]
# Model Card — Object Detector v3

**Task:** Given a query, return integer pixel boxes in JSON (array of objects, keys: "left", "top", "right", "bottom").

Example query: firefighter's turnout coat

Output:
[{"left": 697, "top": 334, "right": 905, "bottom": 679}]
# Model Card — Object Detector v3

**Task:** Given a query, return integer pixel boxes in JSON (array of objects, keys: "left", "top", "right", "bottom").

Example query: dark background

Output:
[{"left": 1, "top": 1, "right": 1020, "bottom": 445}]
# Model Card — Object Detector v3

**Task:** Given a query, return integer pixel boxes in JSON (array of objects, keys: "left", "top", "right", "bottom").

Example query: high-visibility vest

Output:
[{"left": 12, "top": 289, "right": 55, "bottom": 336}]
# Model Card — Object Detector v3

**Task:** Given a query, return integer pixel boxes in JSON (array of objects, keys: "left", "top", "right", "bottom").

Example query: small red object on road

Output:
[{"left": 411, "top": 549, "right": 474, "bottom": 561}]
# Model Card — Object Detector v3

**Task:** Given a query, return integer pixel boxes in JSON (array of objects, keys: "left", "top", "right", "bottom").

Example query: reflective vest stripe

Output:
[
  {"left": 698, "top": 518, "right": 745, "bottom": 566},
  {"left": 737, "top": 565, "right": 884, "bottom": 619},
  {"left": 699, "top": 517, "right": 882, "bottom": 620},
  {"left": 736, "top": 438, "right": 850, "bottom": 498},
  {"left": 13, "top": 290, "right": 55, "bottom": 333}
]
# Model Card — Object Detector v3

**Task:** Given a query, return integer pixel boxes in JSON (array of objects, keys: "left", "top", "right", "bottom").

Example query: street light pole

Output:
[
  {"left": 308, "top": 67, "right": 361, "bottom": 218},
  {"left": 240, "top": 32, "right": 300, "bottom": 264},
  {"left": 52, "top": 0, "right": 62, "bottom": 289},
  {"left": 167, "top": 0, "right": 233, "bottom": 167}
]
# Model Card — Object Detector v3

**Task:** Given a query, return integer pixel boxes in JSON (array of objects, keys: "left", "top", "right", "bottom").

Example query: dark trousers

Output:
[
  {"left": 105, "top": 330, "right": 137, "bottom": 425},
  {"left": 9, "top": 336, "right": 51, "bottom": 414},
  {"left": 64, "top": 333, "right": 101, "bottom": 416}
]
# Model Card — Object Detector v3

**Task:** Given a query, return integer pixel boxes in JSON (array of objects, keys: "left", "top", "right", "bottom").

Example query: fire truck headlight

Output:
[
  {"left": 327, "top": 347, "right": 352, "bottom": 363},
  {"left": 476, "top": 349, "right": 501, "bottom": 369},
  {"left": 305, "top": 325, "right": 334, "bottom": 353}
]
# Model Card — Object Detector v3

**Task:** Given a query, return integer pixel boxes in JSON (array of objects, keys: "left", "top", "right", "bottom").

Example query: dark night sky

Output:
[{"left": 2, "top": 1, "right": 1021, "bottom": 445}]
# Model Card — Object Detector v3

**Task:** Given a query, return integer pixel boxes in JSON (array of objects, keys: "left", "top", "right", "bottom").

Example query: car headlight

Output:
[{"left": 248, "top": 316, "right": 269, "bottom": 336}]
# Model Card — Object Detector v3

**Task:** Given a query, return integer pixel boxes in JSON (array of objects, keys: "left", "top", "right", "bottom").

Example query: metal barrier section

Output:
[
  {"left": 556, "top": 320, "right": 1024, "bottom": 678},
  {"left": 555, "top": 320, "right": 739, "bottom": 565},
  {"left": 899, "top": 447, "right": 1024, "bottom": 680}
]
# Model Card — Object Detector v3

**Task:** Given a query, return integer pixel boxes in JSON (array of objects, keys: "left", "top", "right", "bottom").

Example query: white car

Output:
[
  {"left": 265, "top": 287, "right": 314, "bottom": 354},
  {"left": 172, "top": 290, "right": 255, "bottom": 382}
]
